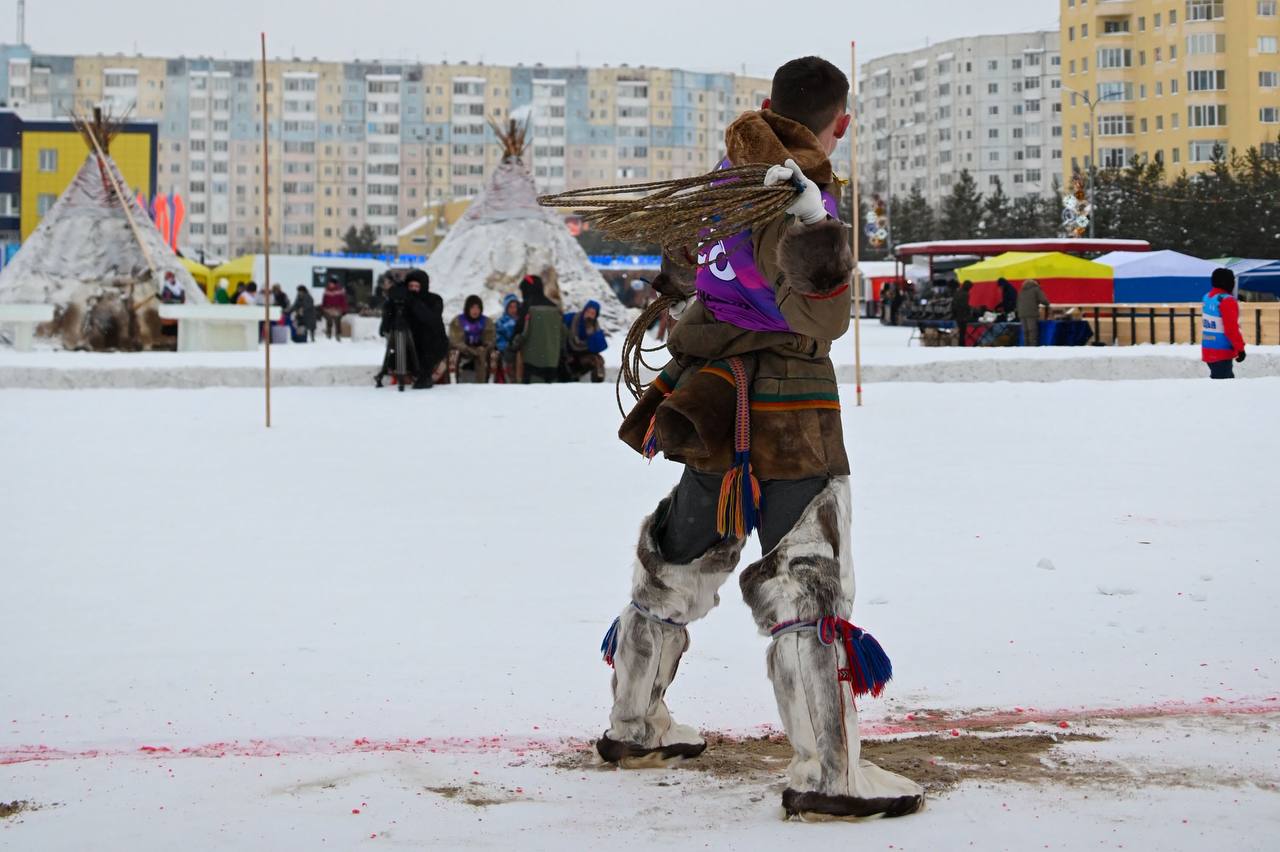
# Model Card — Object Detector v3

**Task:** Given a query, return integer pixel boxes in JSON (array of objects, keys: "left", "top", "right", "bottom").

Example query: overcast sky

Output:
[{"left": 7, "top": 0, "right": 1059, "bottom": 77}]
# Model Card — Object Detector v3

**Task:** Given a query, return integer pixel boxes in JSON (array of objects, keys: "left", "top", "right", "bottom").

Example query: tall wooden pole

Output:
[
  {"left": 260, "top": 33, "right": 272, "bottom": 428},
  {"left": 850, "top": 40, "right": 863, "bottom": 407}
]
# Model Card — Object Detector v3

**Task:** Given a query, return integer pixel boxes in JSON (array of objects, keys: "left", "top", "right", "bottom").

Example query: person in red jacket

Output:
[
  {"left": 321, "top": 277, "right": 349, "bottom": 342},
  {"left": 1202, "top": 268, "right": 1246, "bottom": 379}
]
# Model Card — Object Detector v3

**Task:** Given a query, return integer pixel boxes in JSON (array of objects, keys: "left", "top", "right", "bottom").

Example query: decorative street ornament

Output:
[
  {"left": 865, "top": 193, "right": 888, "bottom": 248},
  {"left": 1062, "top": 172, "right": 1091, "bottom": 238}
]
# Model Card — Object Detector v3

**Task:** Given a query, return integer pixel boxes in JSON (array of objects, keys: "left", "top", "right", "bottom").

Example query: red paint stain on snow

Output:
[{"left": 3, "top": 698, "right": 1278, "bottom": 766}]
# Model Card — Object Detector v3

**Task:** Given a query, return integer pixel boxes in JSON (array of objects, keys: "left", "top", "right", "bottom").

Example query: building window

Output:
[
  {"left": 1261, "top": 36, "right": 1279, "bottom": 53},
  {"left": 1187, "top": 70, "right": 1227, "bottom": 91},
  {"left": 1189, "top": 141, "right": 1223, "bottom": 162},
  {"left": 1188, "top": 104, "right": 1228, "bottom": 127},
  {"left": 1098, "top": 81, "right": 1134, "bottom": 101},
  {"left": 1185, "top": 1, "right": 1224, "bottom": 21},
  {"left": 1186, "top": 33, "right": 1227, "bottom": 54},
  {"left": 36, "top": 193, "right": 56, "bottom": 216},
  {"left": 1103, "top": 19, "right": 1131, "bottom": 34},
  {"left": 1261, "top": 107, "right": 1280, "bottom": 123},
  {"left": 37, "top": 149, "right": 58, "bottom": 172},
  {"left": 1098, "top": 115, "right": 1136, "bottom": 135},
  {"left": 0, "top": 148, "right": 17, "bottom": 171},
  {"left": 0, "top": 192, "right": 17, "bottom": 216},
  {"left": 1260, "top": 1, "right": 1278, "bottom": 16},
  {"left": 1261, "top": 71, "right": 1280, "bottom": 88},
  {"left": 1097, "top": 48, "right": 1133, "bottom": 68}
]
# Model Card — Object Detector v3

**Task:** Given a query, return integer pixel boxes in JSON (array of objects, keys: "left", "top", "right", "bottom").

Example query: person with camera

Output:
[{"left": 406, "top": 270, "right": 448, "bottom": 387}]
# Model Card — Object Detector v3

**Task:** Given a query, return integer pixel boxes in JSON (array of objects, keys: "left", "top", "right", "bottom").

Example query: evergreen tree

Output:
[
  {"left": 341, "top": 224, "right": 381, "bottom": 254},
  {"left": 981, "top": 177, "right": 1012, "bottom": 238},
  {"left": 938, "top": 170, "right": 984, "bottom": 239},
  {"left": 890, "top": 185, "right": 935, "bottom": 247}
]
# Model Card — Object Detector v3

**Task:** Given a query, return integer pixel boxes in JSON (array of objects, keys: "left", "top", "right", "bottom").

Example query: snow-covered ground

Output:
[
  {"left": 3, "top": 323, "right": 1279, "bottom": 387},
  {"left": 3, "top": 380, "right": 1278, "bottom": 850}
]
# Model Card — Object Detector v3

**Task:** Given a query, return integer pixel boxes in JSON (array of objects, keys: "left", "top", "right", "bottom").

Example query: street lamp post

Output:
[{"left": 1062, "top": 84, "right": 1122, "bottom": 238}]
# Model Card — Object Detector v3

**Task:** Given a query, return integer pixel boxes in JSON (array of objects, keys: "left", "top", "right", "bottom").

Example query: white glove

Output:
[
  {"left": 763, "top": 158, "right": 827, "bottom": 225},
  {"left": 668, "top": 296, "right": 691, "bottom": 321}
]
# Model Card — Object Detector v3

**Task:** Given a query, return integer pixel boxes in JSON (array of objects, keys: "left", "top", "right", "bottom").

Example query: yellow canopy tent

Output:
[
  {"left": 954, "top": 251, "right": 1114, "bottom": 308},
  {"left": 178, "top": 256, "right": 213, "bottom": 296},
  {"left": 208, "top": 255, "right": 257, "bottom": 300}
]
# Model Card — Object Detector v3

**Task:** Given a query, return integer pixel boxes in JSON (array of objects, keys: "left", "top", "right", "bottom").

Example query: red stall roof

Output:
[{"left": 894, "top": 238, "right": 1151, "bottom": 259}]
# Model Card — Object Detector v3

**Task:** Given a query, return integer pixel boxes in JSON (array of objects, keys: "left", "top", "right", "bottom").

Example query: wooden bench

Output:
[
  {"left": 0, "top": 304, "right": 55, "bottom": 351},
  {"left": 158, "top": 304, "right": 283, "bottom": 351}
]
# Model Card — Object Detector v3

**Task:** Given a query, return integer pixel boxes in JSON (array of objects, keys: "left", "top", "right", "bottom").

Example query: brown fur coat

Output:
[{"left": 619, "top": 110, "right": 853, "bottom": 481}]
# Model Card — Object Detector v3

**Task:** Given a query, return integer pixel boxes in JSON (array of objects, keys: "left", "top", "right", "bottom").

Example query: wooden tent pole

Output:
[
  {"left": 850, "top": 40, "right": 863, "bottom": 407},
  {"left": 261, "top": 33, "right": 272, "bottom": 429},
  {"left": 82, "top": 116, "right": 159, "bottom": 304}
]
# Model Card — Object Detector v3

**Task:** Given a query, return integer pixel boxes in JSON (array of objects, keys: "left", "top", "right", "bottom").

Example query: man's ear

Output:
[
  {"left": 834, "top": 113, "right": 851, "bottom": 139},
  {"left": 761, "top": 97, "right": 771, "bottom": 111}
]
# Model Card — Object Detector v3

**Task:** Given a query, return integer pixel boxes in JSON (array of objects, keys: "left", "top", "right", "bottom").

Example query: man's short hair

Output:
[{"left": 770, "top": 57, "right": 849, "bottom": 135}]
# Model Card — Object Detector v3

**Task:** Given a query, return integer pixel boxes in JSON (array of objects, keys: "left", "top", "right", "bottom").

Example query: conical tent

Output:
[
  {"left": 0, "top": 113, "right": 201, "bottom": 349},
  {"left": 424, "top": 119, "right": 628, "bottom": 332}
]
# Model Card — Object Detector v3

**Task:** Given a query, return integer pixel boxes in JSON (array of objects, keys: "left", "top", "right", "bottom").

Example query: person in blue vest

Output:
[{"left": 1202, "top": 268, "right": 1246, "bottom": 379}]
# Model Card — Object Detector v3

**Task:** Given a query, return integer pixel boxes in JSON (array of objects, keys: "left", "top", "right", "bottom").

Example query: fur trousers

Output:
[{"left": 606, "top": 477, "right": 922, "bottom": 801}]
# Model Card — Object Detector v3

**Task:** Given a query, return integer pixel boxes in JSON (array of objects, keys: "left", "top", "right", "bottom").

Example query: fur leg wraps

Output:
[
  {"left": 739, "top": 477, "right": 923, "bottom": 812},
  {"left": 605, "top": 493, "right": 744, "bottom": 750}
]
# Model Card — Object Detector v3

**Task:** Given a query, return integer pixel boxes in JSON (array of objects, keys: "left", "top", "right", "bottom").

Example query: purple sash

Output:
[{"left": 694, "top": 159, "right": 839, "bottom": 333}]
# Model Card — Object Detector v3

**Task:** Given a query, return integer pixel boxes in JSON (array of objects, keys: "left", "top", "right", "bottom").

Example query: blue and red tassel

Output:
[
  {"left": 817, "top": 616, "right": 893, "bottom": 698},
  {"left": 600, "top": 616, "right": 621, "bottom": 667}
]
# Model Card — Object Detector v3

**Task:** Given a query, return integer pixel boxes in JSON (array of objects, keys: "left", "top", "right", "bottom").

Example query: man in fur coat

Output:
[{"left": 599, "top": 57, "right": 924, "bottom": 821}]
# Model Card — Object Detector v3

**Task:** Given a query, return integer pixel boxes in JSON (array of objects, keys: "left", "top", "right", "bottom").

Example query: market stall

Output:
[
  {"left": 1095, "top": 250, "right": 1218, "bottom": 303},
  {"left": 953, "top": 252, "right": 1114, "bottom": 309}
]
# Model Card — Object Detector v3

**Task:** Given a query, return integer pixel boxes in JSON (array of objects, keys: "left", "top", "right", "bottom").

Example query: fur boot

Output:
[
  {"left": 739, "top": 477, "right": 924, "bottom": 819},
  {"left": 600, "top": 493, "right": 744, "bottom": 764}
]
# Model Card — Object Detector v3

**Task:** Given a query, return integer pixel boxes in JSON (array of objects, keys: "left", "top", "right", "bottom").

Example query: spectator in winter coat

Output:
[
  {"left": 1016, "top": 279, "right": 1051, "bottom": 346},
  {"left": 563, "top": 299, "right": 607, "bottom": 382},
  {"left": 321, "top": 277, "right": 349, "bottom": 341},
  {"left": 448, "top": 294, "right": 498, "bottom": 382},
  {"left": 405, "top": 269, "right": 449, "bottom": 387},
  {"left": 515, "top": 275, "right": 564, "bottom": 383},
  {"left": 953, "top": 281, "right": 973, "bottom": 346},
  {"left": 160, "top": 271, "right": 185, "bottom": 303},
  {"left": 1202, "top": 268, "right": 1247, "bottom": 379},
  {"left": 214, "top": 279, "right": 232, "bottom": 304},
  {"left": 495, "top": 294, "right": 522, "bottom": 380},
  {"left": 271, "top": 284, "right": 290, "bottom": 312},
  {"left": 997, "top": 277, "right": 1018, "bottom": 316},
  {"left": 291, "top": 285, "right": 317, "bottom": 342}
]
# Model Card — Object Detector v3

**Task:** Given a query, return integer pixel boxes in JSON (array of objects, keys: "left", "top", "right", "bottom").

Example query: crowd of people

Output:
[
  {"left": 374, "top": 270, "right": 608, "bottom": 389},
  {"left": 880, "top": 276, "right": 1053, "bottom": 347}
]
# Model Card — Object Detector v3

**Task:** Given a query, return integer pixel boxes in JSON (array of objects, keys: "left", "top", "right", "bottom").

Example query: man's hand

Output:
[
  {"left": 763, "top": 158, "right": 826, "bottom": 225},
  {"left": 1236, "top": 349, "right": 1247, "bottom": 363}
]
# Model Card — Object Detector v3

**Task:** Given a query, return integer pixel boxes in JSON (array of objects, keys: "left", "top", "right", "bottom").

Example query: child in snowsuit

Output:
[
  {"left": 600, "top": 56, "right": 924, "bottom": 821},
  {"left": 495, "top": 294, "right": 522, "bottom": 381}
]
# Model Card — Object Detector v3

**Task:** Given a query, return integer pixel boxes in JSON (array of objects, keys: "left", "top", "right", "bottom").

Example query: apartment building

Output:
[
  {"left": 1061, "top": 0, "right": 1280, "bottom": 176},
  {"left": 856, "top": 31, "right": 1064, "bottom": 208},
  {"left": 0, "top": 44, "right": 770, "bottom": 261}
]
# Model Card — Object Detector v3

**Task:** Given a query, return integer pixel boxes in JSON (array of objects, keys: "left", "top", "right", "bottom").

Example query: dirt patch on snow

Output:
[
  {"left": 554, "top": 731, "right": 1136, "bottom": 795},
  {"left": 426, "top": 782, "right": 518, "bottom": 808},
  {"left": 1, "top": 800, "right": 36, "bottom": 819},
  {"left": 556, "top": 726, "right": 1280, "bottom": 795}
]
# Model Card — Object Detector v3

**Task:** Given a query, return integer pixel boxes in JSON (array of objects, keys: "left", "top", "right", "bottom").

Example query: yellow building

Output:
[
  {"left": 18, "top": 119, "right": 157, "bottom": 239},
  {"left": 1061, "top": 0, "right": 1280, "bottom": 178}
]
